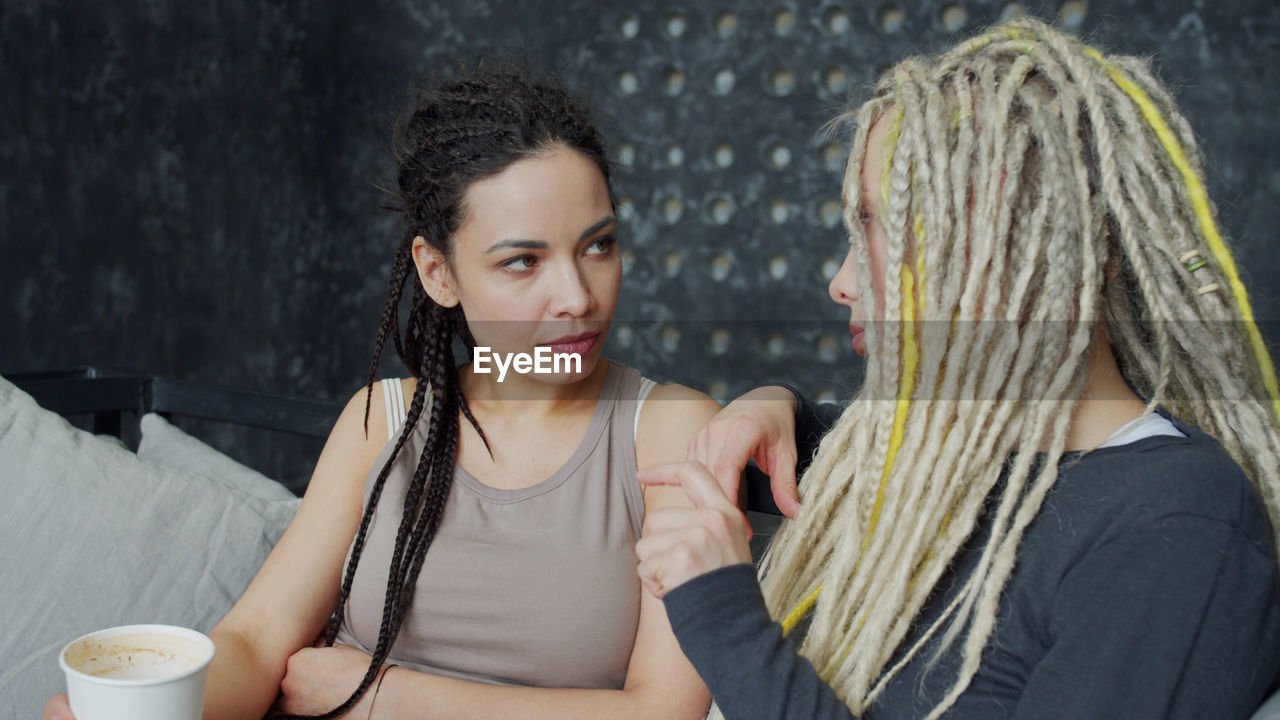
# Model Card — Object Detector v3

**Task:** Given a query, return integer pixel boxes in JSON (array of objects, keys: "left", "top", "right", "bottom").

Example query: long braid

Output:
[
  {"left": 272, "top": 58, "right": 614, "bottom": 719},
  {"left": 738, "top": 18, "right": 1280, "bottom": 720},
  {"left": 361, "top": 240, "right": 415, "bottom": 438}
]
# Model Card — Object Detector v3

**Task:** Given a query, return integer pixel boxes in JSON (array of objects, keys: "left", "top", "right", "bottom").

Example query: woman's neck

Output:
[
  {"left": 457, "top": 356, "right": 611, "bottom": 420},
  {"left": 1062, "top": 326, "right": 1149, "bottom": 451}
]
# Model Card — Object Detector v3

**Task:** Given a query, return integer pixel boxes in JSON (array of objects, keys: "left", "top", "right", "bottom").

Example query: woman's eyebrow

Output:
[
  {"left": 578, "top": 216, "right": 616, "bottom": 240},
  {"left": 485, "top": 216, "right": 616, "bottom": 254},
  {"left": 486, "top": 238, "right": 548, "bottom": 254}
]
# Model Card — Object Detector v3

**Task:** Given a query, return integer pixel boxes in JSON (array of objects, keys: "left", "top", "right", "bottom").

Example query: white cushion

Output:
[
  {"left": 0, "top": 376, "right": 299, "bottom": 719},
  {"left": 138, "top": 412, "right": 300, "bottom": 508}
]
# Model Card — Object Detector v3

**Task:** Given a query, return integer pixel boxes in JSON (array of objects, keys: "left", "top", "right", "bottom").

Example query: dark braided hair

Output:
[{"left": 272, "top": 59, "right": 614, "bottom": 718}]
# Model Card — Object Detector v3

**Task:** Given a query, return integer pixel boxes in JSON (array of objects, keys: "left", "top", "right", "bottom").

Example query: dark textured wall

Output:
[{"left": 4, "top": 1, "right": 1279, "bottom": 483}]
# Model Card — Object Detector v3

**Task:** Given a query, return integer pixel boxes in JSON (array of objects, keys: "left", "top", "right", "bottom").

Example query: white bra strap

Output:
[
  {"left": 634, "top": 378, "right": 658, "bottom": 442},
  {"left": 381, "top": 378, "right": 408, "bottom": 442}
]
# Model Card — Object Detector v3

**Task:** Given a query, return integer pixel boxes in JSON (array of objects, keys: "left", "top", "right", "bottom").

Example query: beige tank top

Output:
[{"left": 334, "top": 362, "right": 656, "bottom": 689}]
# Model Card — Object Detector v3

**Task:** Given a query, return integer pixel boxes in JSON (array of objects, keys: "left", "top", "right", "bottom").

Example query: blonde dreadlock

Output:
[{"left": 747, "top": 18, "right": 1280, "bottom": 719}]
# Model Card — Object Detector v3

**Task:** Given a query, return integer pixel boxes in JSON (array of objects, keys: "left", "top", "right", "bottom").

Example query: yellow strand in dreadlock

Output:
[
  {"left": 781, "top": 107, "right": 919, "bottom": 636},
  {"left": 1084, "top": 46, "right": 1280, "bottom": 424},
  {"left": 822, "top": 259, "right": 922, "bottom": 674}
]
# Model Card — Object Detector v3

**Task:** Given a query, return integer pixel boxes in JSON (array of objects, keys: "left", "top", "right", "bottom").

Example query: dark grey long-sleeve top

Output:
[{"left": 664, "top": 396, "right": 1280, "bottom": 719}]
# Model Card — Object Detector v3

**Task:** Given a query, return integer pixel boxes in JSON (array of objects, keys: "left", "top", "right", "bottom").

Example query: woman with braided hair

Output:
[
  {"left": 638, "top": 17, "right": 1280, "bottom": 720},
  {"left": 43, "top": 61, "right": 715, "bottom": 720}
]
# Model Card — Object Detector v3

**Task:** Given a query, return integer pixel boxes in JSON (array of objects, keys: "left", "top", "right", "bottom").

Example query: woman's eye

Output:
[
  {"left": 500, "top": 255, "right": 538, "bottom": 272},
  {"left": 585, "top": 235, "right": 616, "bottom": 256}
]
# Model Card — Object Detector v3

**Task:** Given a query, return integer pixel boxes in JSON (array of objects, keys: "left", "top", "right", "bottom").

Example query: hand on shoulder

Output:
[{"left": 634, "top": 382, "right": 722, "bottom": 473}]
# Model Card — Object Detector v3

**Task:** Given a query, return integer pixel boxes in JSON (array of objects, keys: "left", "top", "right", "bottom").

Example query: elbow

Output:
[{"left": 623, "top": 682, "right": 712, "bottom": 720}]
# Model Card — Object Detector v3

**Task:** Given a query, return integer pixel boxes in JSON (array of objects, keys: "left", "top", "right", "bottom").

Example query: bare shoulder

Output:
[
  {"left": 635, "top": 382, "right": 722, "bottom": 471},
  {"left": 316, "top": 377, "right": 419, "bottom": 491}
]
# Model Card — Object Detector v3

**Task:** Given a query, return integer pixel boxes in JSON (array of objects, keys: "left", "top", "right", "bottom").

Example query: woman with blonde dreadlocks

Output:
[{"left": 637, "top": 17, "right": 1280, "bottom": 720}]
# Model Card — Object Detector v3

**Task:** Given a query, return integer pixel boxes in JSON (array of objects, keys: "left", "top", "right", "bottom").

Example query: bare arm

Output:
[
  {"left": 354, "top": 383, "right": 720, "bottom": 720},
  {"left": 202, "top": 382, "right": 400, "bottom": 719}
]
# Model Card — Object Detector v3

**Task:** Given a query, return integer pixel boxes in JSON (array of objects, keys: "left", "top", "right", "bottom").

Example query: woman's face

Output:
[
  {"left": 415, "top": 144, "right": 620, "bottom": 384},
  {"left": 828, "top": 113, "right": 891, "bottom": 356}
]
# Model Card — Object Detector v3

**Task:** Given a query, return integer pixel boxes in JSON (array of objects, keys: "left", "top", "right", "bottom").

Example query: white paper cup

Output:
[{"left": 59, "top": 624, "right": 215, "bottom": 720}]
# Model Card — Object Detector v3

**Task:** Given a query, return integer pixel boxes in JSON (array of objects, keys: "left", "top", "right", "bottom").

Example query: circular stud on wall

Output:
[
  {"left": 768, "top": 198, "right": 791, "bottom": 224},
  {"left": 714, "top": 68, "right": 736, "bottom": 96},
  {"left": 877, "top": 3, "right": 905, "bottom": 34},
  {"left": 665, "top": 143, "right": 685, "bottom": 167},
  {"left": 939, "top": 3, "right": 968, "bottom": 33},
  {"left": 710, "top": 252, "right": 733, "bottom": 282},
  {"left": 767, "top": 66, "right": 797, "bottom": 96},
  {"left": 704, "top": 194, "right": 736, "bottom": 225},
  {"left": 619, "top": 13, "right": 640, "bottom": 39},
  {"left": 816, "top": 334, "right": 840, "bottom": 362},
  {"left": 664, "top": 251, "right": 683, "bottom": 277},
  {"left": 661, "top": 324, "right": 681, "bottom": 353},
  {"left": 823, "top": 143, "right": 847, "bottom": 174},
  {"left": 618, "top": 70, "right": 639, "bottom": 95},
  {"left": 613, "top": 323, "right": 634, "bottom": 349},
  {"left": 1000, "top": 2, "right": 1026, "bottom": 21},
  {"left": 616, "top": 142, "right": 636, "bottom": 168},
  {"left": 709, "top": 327, "right": 731, "bottom": 356},
  {"left": 713, "top": 143, "right": 735, "bottom": 169},
  {"left": 773, "top": 7, "right": 796, "bottom": 36},
  {"left": 664, "top": 12, "right": 688, "bottom": 39},
  {"left": 765, "top": 141, "right": 792, "bottom": 170},
  {"left": 663, "top": 67, "right": 686, "bottom": 96},
  {"left": 819, "top": 199, "right": 843, "bottom": 229},
  {"left": 617, "top": 197, "right": 635, "bottom": 223},
  {"left": 823, "top": 5, "right": 852, "bottom": 34},
  {"left": 1058, "top": 0, "right": 1087, "bottom": 30},
  {"left": 768, "top": 254, "right": 790, "bottom": 281},
  {"left": 660, "top": 196, "right": 684, "bottom": 224},
  {"left": 766, "top": 333, "right": 787, "bottom": 358},
  {"left": 822, "top": 65, "right": 849, "bottom": 95},
  {"left": 713, "top": 10, "right": 738, "bottom": 38}
]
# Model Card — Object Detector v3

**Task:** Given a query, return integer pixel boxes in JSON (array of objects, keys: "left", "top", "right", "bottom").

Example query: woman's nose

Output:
[
  {"left": 827, "top": 246, "right": 860, "bottom": 308},
  {"left": 549, "top": 265, "right": 594, "bottom": 317}
]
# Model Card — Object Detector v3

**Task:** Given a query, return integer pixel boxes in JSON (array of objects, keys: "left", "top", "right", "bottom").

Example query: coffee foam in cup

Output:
[{"left": 63, "top": 631, "right": 206, "bottom": 680}]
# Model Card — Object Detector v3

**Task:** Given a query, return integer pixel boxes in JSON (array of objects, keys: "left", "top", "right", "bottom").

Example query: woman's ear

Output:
[{"left": 412, "top": 236, "right": 460, "bottom": 308}]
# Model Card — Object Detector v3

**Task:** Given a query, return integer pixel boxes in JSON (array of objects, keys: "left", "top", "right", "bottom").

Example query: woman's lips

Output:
[
  {"left": 849, "top": 324, "right": 866, "bottom": 356},
  {"left": 544, "top": 332, "right": 599, "bottom": 357}
]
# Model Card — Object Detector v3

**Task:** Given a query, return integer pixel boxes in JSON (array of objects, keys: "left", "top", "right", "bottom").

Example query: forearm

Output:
[
  {"left": 369, "top": 667, "right": 707, "bottom": 720},
  {"left": 664, "top": 564, "right": 858, "bottom": 720},
  {"left": 202, "top": 627, "right": 284, "bottom": 720}
]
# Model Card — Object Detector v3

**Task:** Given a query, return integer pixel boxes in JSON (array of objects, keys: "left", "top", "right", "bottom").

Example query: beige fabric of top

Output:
[{"left": 335, "top": 362, "right": 649, "bottom": 688}]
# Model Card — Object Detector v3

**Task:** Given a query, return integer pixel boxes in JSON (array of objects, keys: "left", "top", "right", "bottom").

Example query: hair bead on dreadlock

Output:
[{"left": 270, "top": 58, "right": 613, "bottom": 719}]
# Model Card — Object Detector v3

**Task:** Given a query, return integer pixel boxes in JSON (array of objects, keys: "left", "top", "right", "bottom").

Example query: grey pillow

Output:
[
  {"left": 137, "top": 412, "right": 300, "bottom": 508},
  {"left": 0, "top": 376, "right": 298, "bottom": 720}
]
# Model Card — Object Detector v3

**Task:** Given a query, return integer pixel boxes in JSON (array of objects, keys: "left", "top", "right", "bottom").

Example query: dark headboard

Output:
[{"left": 7, "top": 368, "right": 785, "bottom": 518}]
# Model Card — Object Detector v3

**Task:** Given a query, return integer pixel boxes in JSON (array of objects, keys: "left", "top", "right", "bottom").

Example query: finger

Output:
[
  {"left": 42, "top": 694, "right": 73, "bottom": 720},
  {"left": 686, "top": 427, "right": 708, "bottom": 464},
  {"left": 641, "top": 506, "right": 702, "bottom": 536},
  {"left": 636, "top": 556, "right": 668, "bottom": 599},
  {"left": 636, "top": 522, "right": 709, "bottom": 561},
  {"left": 710, "top": 432, "right": 756, "bottom": 503},
  {"left": 765, "top": 447, "right": 802, "bottom": 518},
  {"left": 637, "top": 461, "right": 736, "bottom": 510},
  {"left": 644, "top": 506, "right": 749, "bottom": 554}
]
